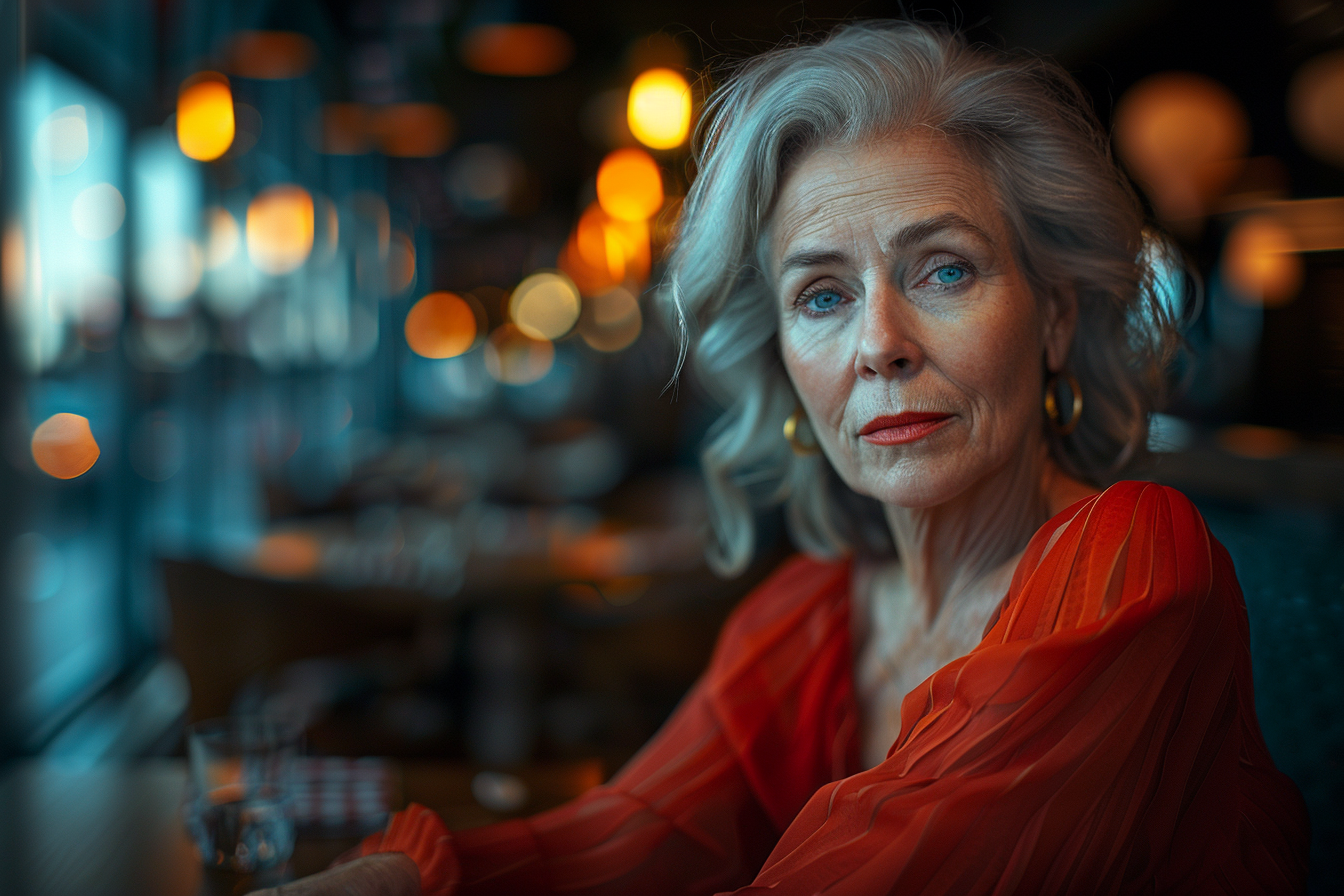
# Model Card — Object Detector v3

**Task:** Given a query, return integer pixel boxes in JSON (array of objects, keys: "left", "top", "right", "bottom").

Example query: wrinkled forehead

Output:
[{"left": 762, "top": 130, "right": 1010, "bottom": 275}]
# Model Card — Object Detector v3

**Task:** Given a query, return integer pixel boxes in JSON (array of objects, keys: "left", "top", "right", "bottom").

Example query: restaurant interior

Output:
[{"left": 0, "top": 0, "right": 1341, "bottom": 893}]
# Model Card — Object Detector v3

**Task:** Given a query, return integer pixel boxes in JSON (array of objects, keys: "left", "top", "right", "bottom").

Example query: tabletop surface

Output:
[
  {"left": 0, "top": 760, "right": 211, "bottom": 896},
  {"left": 0, "top": 757, "right": 604, "bottom": 896}
]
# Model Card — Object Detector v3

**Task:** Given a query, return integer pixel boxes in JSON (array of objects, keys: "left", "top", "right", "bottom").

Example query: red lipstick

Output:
[{"left": 859, "top": 412, "right": 953, "bottom": 445}]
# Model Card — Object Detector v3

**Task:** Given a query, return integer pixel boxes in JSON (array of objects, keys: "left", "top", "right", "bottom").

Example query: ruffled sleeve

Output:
[
  {"left": 361, "top": 555, "right": 858, "bottom": 896},
  {"left": 726, "top": 481, "right": 1310, "bottom": 895}
]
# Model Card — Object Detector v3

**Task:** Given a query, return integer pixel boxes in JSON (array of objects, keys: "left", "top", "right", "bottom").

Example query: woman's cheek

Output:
[{"left": 783, "top": 338, "right": 852, "bottom": 424}]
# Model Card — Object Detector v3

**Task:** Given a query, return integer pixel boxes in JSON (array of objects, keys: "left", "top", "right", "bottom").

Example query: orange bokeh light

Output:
[
  {"left": 405, "top": 291, "right": 477, "bottom": 358},
  {"left": 246, "top": 185, "right": 314, "bottom": 275},
  {"left": 226, "top": 31, "right": 317, "bottom": 80},
  {"left": 3, "top": 222, "right": 25, "bottom": 304},
  {"left": 627, "top": 68, "right": 692, "bottom": 150},
  {"left": 596, "top": 148, "right": 663, "bottom": 222},
  {"left": 585, "top": 205, "right": 650, "bottom": 279},
  {"left": 1113, "top": 73, "right": 1248, "bottom": 228},
  {"left": 575, "top": 204, "right": 623, "bottom": 281},
  {"left": 253, "top": 531, "right": 322, "bottom": 578},
  {"left": 177, "top": 74, "right": 235, "bottom": 161},
  {"left": 1288, "top": 50, "right": 1344, "bottom": 169},
  {"left": 561, "top": 203, "right": 652, "bottom": 296},
  {"left": 1265, "top": 197, "right": 1344, "bottom": 252},
  {"left": 369, "top": 104, "right": 456, "bottom": 157},
  {"left": 461, "top": 24, "right": 574, "bottom": 77},
  {"left": 31, "top": 413, "right": 100, "bottom": 479},
  {"left": 1216, "top": 424, "right": 1299, "bottom": 460},
  {"left": 1222, "top": 214, "right": 1303, "bottom": 307},
  {"left": 559, "top": 234, "right": 615, "bottom": 296}
]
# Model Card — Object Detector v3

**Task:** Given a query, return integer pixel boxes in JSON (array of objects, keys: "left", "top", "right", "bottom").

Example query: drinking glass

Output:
[{"left": 185, "top": 716, "right": 300, "bottom": 873}]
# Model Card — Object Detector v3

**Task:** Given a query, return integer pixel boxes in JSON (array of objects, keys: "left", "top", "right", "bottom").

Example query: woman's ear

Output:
[{"left": 1043, "top": 286, "right": 1078, "bottom": 373}]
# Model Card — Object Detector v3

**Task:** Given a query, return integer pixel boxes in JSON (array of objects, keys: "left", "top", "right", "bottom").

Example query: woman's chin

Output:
[{"left": 852, "top": 467, "right": 977, "bottom": 511}]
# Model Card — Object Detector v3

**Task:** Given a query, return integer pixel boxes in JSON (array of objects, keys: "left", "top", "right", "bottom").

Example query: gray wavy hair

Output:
[{"left": 662, "top": 20, "right": 1183, "bottom": 576}]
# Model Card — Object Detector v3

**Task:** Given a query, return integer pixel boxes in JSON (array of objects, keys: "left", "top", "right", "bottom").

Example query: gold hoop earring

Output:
[
  {"left": 1044, "top": 371, "right": 1083, "bottom": 436},
  {"left": 783, "top": 405, "right": 821, "bottom": 456}
]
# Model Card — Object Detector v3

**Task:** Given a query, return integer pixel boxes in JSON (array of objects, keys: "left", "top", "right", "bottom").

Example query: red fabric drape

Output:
[{"left": 361, "top": 482, "right": 1310, "bottom": 894}]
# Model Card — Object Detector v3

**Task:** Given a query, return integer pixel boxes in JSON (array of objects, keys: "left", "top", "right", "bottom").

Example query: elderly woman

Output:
[{"left": 264, "top": 21, "right": 1310, "bottom": 896}]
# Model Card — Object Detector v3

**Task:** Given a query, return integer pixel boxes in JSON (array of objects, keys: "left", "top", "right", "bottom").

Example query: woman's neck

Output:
[{"left": 880, "top": 442, "right": 1092, "bottom": 628}]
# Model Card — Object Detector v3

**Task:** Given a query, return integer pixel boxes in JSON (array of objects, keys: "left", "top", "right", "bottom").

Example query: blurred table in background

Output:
[{"left": 0, "top": 758, "right": 603, "bottom": 896}]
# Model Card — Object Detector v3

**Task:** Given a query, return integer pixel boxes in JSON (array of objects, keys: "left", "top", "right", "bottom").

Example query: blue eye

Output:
[
  {"left": 934, "top": 265, "right": 965, "bottom": 285},
  {"left": 804, "top": 289, "right": 843, "bottom": 312}
]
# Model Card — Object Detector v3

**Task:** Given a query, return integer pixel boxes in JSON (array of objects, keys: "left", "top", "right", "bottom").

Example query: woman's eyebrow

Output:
[
  {"left": 778, "top": 212, "right": 994, "bottom": 278},
  {"left": 778, "top": 249, "right": 850, "bottom": 277},
  {"left": 888, "top": 212, "right": 995, "bottom": 251}
]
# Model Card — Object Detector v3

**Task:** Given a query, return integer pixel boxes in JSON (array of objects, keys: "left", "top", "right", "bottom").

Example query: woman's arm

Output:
[
  {"left": 247, "top": 853, "right": 421, "bottom": 896},
  {"left": 441, "top": 674, "right": 779, "bottom": 895},
  {"left": 265, "top": 674, "right": 779, "bottom": 896},
  {"left": 354, "top": 555, "right": 856, "bottom": 896},
  {"left": 725, "top": 483, "right": 1310, "bottom": 895}
]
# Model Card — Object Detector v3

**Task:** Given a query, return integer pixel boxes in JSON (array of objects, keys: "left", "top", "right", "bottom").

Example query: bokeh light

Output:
[
  {"left": 485, "top": 324, "right": 554, "bottom": 385},
  {"left": 604, "top": 208, "right": 650, "bottom": 281},
  {"left": 31, "top": 413, "right": 100, "bottom": 479},
  {"left": 75, "top": 273, "right": 123, "bottom": 351},
  {"left": 205, "top": 207, "right": 241, "bottom": 269},
  {"left": 446, "top": 143, "right": 526, "bottom": 218},
  {"left": 31, "top": 105, "right": 89, "bottom": 176},
  {"left": 246, "top": 184, "right": 314, "bottom": 275},
  {"left": 559, "top": 234, "right": 616, "bottom": 296},
  {"left": 565, "top": 203, "right": 652, "bottom": 295},
  {"left": 253, "top": 531, "right": 322, "bottom": 578},
  {"left": 3, "top": 222, "right": 26, "bottom": 304},
  {"left": 1288, "top": 50, "right": 1344, "bottom": 169},
  {"left": 596, "top": 148, "right": 663, "bottom": 222},
  {"left": 1216, "top": 424, "right": 1299, "bottom": 459},
  {"left": 627, "top": 68, "right": 692, "bottom": 150},
  {"left": 1222, "top": 214, "right": 1303, "bottom": 307},
  {"left": 576, "top": 204, "right": 625, "bottom": 282},
  {"left": 1269, "top": 197, "right": 1344, "bottom": 252},
  {"left": 226, "top": 31, "right": 317, "bottom": 80},
  {"left": 509, "top": 271, "right": 581, "bottom": 340},
  {"left": 71, "top": 182, "right": 125, "bottom": 241},
  {"left": 405, "top": 291, "right": 477, "bottom": 359},
  {"left": 386, "top": 230, "right": 416, "bottom": 295},
  {"left": 369, "top": 103, "right": 455, "bottom": 157},
  {"left": 176, "top": 74, "right": 235, "bottom": 161},
  {"left": 578, "top": 286, "right": 642, "bottom": 352},
  {"left": 1113, "top": 73, "right": 1248, "bottom": 226},
  {"left": 460, "top": 24, "right": 574, "bottom": 77},
  {"left": 136, "top": 236, "right": 203, "bottom": 312}
]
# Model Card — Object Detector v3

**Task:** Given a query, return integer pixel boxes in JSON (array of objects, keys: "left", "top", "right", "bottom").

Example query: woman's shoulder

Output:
[
  {"left": 1028, "top": 479, "right": 1210, "bottom": 563},
  {"left": 997, "top": 480, "right": 1228, "bottom": 640}
]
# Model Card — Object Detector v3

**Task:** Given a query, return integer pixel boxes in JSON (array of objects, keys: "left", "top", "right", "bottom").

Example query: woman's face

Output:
[{"left": 770, "top": 132, "right": 1075, "bottom": 509}]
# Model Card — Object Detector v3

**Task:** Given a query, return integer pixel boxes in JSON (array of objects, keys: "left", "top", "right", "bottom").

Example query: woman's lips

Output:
[{"left": 858, "top": 412, "right": 954, "bottom": 445}]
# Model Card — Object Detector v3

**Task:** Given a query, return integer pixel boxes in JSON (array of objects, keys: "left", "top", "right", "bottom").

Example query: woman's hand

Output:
[{"left": 245, "top": 852, "right": 420, "bottom": 896}]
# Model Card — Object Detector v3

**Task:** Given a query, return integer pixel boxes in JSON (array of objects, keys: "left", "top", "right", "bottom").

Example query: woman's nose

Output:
[{"left": 854, "top": 285, "right": 923, "bottom": 378}]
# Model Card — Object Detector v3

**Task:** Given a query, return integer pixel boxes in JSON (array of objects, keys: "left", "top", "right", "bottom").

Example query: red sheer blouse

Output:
[{"left": 360, "top": 481, "right": 1310, "bottom": 894}]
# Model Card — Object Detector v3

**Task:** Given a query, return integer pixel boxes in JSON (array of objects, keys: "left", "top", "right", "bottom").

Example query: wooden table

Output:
[{"left": 0, "top": 758, "right": 603, "bottom": 896}]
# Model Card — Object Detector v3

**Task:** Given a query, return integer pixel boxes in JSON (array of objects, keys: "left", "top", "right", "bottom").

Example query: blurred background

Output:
[{"left": 0, "top": 0, "right": 1340, "bottom": 893}]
